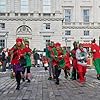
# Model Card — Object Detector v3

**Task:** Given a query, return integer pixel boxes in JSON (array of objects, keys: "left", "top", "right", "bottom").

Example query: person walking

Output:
[
  {"left": 1, "top": 48, "right": 7, "bottom": 73},
  {"left": 62, "top": 46, "right": 70, "bottom": 79},
  {"left": 9, "top": 38, "right": 25, "bottom": 90},
  {"left": 91, "top": 39, "right": 100, "bottom": 80},
  {"left": 76, "top": 43, "right": 88, "bottom": 83},
  {"left": 71, "top": 41, "right": 79, "bottom": 80},
  {"left": 51, "top": 43, "right": 64, "bottom": 85},
  {"left": 22, "top": 39, "right": 32, "bottom": 82},
  {"left": 46, "top": 41, "right": 55, "bottom": 80}
]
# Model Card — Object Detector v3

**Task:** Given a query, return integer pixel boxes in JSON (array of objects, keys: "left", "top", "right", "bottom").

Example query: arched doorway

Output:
[{"left": 16, "top": 25, "right": 32, "bottom": 47}]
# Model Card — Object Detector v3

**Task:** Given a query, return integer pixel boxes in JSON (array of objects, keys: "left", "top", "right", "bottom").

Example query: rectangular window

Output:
[
  {"left": 21, "top": 0, "right": 28, "bottom": 13},
  {"left": 0, "top": 0, "right": 6, "bottom": 12},
  {"left": 43, "top": 35, "right": 50, "bottom": 46},
  {"left": 0, "top": 23, "right": 5, "bottom": 29},
  {"left": 43, "top": 23, "right": 50, "bottom": 30},
  {"left": 83, "top": 9, "right": 89, "bottom": 22},
  {"left": 0, "top": 39, "right": 5, "bottom": 48},
  {"left": 64, "top": 9, "right": 72, "bottom": 22},
  {"left": 43, "top": 0, "right": 51, "bottom": 13},
  {"left": 0, "top": 13, "right": 5, "bottom": 16},
  {"left": 84, "top": 31, "right": 89, "bottom": 36},
  {"left": 65, "top": 30, "right": 71, "bottom": 35}
]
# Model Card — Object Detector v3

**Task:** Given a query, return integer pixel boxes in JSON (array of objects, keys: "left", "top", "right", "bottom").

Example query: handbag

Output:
[{"left": 19, "top": 56, "right": 26, "bottom": 67}]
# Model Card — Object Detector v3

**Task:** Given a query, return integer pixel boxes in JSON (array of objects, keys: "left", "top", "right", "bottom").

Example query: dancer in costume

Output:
[
  {"left": 51, "top": 43, "right": 64, "bottom": 85},
  {"left": 76, "top": 43, "right": 88, "bottom": 83},
  {"left": 91, "top": 39, "right": 100, "bottom": 80},
  {"left": 9, "top": 38, "right": 25, "bottom": 90},
  {"left": 71, "top": 41, "right": 79, "bottom": 80},
  {"left": 46, "top": 41, "right": 55, "bottom": 80},
  {"left": 22, "top": 39, "right": 32, "bottom": 82},
  {"left": 62, "top": 46, "right": 70, "bottom": 79}
]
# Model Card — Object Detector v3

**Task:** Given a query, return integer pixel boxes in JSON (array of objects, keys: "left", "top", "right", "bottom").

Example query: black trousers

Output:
[
  {"left": 72, "top": 67, "right": 79, "bottom": 79},
  {"left": 64, "top": 69, "right": 68, "bottom": 77},
  {"left": 22, "top": 67, "right": 30, "bottom": 74},
  {"left": 15, "top": 71, "right": 21, "bottom": 86},
  {"left": 55, "top": 66, "right": 61, "bottom": 82}
]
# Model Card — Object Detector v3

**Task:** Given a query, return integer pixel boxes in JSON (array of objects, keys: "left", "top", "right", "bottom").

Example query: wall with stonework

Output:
[{"left": 0, "top": 0, "right": 100, "bottom": 50}]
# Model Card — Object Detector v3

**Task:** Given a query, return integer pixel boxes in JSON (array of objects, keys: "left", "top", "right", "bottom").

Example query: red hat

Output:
[
  {"left": 55, "top": 42, "right": 61, "bottom": 47},
  {"left": 16, "top": 38, "right": 23, "bottom": 43}
]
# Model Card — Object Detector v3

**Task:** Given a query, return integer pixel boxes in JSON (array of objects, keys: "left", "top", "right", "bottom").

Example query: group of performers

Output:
[
  {"left": 8, "top": 37, "right": 100, "bottom": 89},
  {"left": 9, "top": 38, "right": 32, "bottom": 90},
  {"left": 46, "top": 39, "right": 100, "bottom": 85}
]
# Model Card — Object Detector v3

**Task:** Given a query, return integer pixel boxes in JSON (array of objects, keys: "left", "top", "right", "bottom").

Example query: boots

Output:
[
  {"left": 55, "top": 78, "right": 59, "bottom": 85},
  {"left": 97, "top": 74, "right": 100, "bottom": 80},
  {"left": 16, "top": 83, "right": 20, "bottom": 90},
  {"left": 78, "top": 72, "right": 85, "bottom": 83}
]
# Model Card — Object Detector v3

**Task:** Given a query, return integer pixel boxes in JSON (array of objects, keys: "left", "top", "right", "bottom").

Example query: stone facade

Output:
[{"left": 0, "top": 0, "right": 100, "bottom": 50}]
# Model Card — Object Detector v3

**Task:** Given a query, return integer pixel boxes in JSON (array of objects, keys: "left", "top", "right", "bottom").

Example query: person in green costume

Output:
[
  {"left": 22, "top": 39, "right": 32, "bottom": 82},
  {"left": 91, "top": 39, "right": 100, "bottom": 80},
  {"left": 51, "top": 42, "right": 64, "bottom": 85}
]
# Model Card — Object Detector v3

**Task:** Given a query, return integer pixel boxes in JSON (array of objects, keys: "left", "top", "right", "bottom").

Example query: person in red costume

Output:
[
  {"left": 51, "top": 42, "right": 63, "bottom": 85},
  {"left": 76, "top": 43, "right": 88, "bottom": 83},
  {"left": 91, "top": 39, "right": 100, "bottom": 80},
  {"left": 9, "top": 38, "right": 25, "bottom": 90},
  {"left": 71, "top": 41, "right": 79, "bottom": 80},
  {"left": 62, "top": 46, "right": 70, "bottom": 79}
]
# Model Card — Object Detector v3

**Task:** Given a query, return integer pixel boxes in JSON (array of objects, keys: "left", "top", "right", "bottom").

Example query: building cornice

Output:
[
  {"left": 0, "top": 17, "right": 63, "bottom": 21},
  {"left": 62, "top": 26, "right": 100, "bottom": 29}
]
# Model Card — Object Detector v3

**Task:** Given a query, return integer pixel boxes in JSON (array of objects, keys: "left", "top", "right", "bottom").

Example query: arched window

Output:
[
  {"left": 20, "top": 0, "right": 28, "bottom": 13},
  {"left": 16, "top": 25, "right": 32, "bottom": 34}
]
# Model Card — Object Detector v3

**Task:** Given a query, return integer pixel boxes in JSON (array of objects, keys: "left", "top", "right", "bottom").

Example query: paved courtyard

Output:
[{"left": 0, "top": 67, "right": 100, "bottom": 100}]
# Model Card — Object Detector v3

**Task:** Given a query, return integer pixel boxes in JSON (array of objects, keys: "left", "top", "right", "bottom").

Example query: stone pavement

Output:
[{"left": 0, "top": 67, "right": 100, "bottom": 100}]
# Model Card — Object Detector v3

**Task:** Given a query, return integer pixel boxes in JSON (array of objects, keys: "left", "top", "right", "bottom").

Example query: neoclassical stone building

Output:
[{"left": 0, "top": 0, "right": 100, "bottom": 50}]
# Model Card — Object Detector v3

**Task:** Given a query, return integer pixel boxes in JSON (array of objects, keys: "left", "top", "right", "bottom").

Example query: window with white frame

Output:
[
  {"left": 0, "top": 0, "right": 6, "bottom": 12},
  {"left": 21, "top": 0, "right": 28, "bottom": 13},
  {"left": 64, "top": 9, "right": 72, "bottom": 22},
  {"left": 83, "top": 9, "right": 89, "bottom": 22},
  {"left": 43, "top": 0, "right": 51, "bottom": 13},
  {"left": 65, "top": 30, "right": 71, "bottom": 35},
  {"left": 84, "top": 31, "right": 89, "bottom": 36},
  {"left": 0, "top": 39, "right": 5, "bottom": 48},
  {"left": 43, "top": 23, "right": 50, "bottom": 30},
  {"left": 0, "top": 23, "right": 5, "bottom": 29}
]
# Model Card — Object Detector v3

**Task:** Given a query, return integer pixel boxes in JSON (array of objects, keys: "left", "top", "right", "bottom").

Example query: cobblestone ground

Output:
[{"left": 0, "top": 67, "right": 100, "bottom": 100}]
